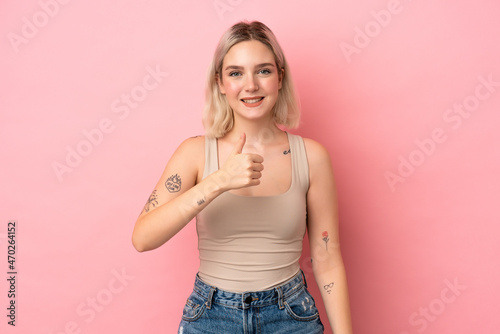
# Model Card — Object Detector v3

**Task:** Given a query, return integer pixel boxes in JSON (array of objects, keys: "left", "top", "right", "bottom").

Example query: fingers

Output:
[
  {"left": 229, "top": 156, "right": 263, "bottom": 176},
  {"left": 250, "top": 170, "right": 263, "bottom": 180},
  {"left": 219, "top": 133, "right": 265, "bottom": 190},
  {"left": 247, "top": 153, "right": 264, "bottom": 164},
  {"left": 231, "top": 133, "right": 246, "bottom": 155},
  {"left": 247, "top": 161, "right": 264, "bottom": 185},
  {"left": 230, "top": 133, "right": 264, "bottom": 164},
  {"left": 251, "top": 161, "right": 264, "bottom": 172}
]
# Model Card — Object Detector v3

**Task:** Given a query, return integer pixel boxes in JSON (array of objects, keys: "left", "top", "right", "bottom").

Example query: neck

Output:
[{"left": 227, "top": 116, "right": 284, "bottom": 146}]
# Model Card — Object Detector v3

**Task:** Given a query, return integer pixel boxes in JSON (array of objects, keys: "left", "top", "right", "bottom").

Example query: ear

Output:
[
  {"left": 216, "top": 73, "right": 226, "bottom": 94},
  {"left": 278, "top": 67, "right": 284, "bottom": 90}
]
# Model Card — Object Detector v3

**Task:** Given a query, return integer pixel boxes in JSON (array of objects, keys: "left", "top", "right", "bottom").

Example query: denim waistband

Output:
[{"left": 192, "top": 270, "right": 308, "bottom": 310}]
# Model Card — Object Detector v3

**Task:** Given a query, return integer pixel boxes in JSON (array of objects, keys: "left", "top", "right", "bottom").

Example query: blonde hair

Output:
[{"left": 203, "top": 21, "right": 300, "bottom": 138}]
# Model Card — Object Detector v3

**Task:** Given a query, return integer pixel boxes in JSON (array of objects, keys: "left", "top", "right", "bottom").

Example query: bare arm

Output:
[
  {"left": 132, "top": 133, "right": 263, "bottom": 252},
  {"left": 305, "top": 138, "right": 353, "bottom": 334}
]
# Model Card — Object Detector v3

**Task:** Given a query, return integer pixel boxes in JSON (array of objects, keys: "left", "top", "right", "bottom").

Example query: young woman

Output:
[{"left": 132, "top": 21, "right": 353, "bottom": 334}]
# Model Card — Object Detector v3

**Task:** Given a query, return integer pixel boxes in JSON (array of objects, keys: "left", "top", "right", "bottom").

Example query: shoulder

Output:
[
  {"left": 160, "top": 135, "right": 206, "bottom": 183},
  {"left": 167, "top": 135, "right": 205, "bottom": 170},
  {"left": 174, "top": 135, "right": 205, "bottom": 157},
  {"left": 302, "top": 137, "right": 332, "bottom": 166},
  {"left": 301, "top": 137, "right": 336, "bottom": 193}
]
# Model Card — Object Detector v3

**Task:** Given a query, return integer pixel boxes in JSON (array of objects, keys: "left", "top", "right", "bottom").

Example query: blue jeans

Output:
[{"left": 178, "top": 270, "right": 324, "bottom": 334}]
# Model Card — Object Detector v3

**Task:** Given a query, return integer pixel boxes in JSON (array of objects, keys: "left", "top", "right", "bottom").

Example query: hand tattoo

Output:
[{"left": 165, "top": 174, "right": 182, "bottom": 193}]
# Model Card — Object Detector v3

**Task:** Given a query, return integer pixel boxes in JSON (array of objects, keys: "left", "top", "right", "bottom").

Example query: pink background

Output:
[{"left": 1, "top": 0, "right": 500, "bottom": 333}]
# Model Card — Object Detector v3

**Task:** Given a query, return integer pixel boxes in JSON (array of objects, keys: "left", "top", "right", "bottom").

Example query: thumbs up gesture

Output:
[{"left": 218, "top": 133, "right": 264, "bottom": 190}]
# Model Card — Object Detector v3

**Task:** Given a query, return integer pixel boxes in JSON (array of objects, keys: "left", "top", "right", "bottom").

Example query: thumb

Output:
[{"left": 231, "top": 133, "right": 246, "bottom": 155}]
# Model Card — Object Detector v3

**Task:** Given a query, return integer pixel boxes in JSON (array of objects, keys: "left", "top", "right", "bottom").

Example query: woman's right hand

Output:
[{"left": 217, "top": 133, "right": 264, "bottom": 191}]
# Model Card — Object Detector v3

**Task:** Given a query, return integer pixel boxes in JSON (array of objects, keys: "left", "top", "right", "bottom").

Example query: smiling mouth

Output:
[{"left": 241, "top": 97, "right": 264, "bottom": 103}]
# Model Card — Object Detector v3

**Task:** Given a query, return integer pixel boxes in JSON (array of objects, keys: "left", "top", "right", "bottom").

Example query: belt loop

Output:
[
  {"left": 276, "top": 287, "right": 285, "bottom": 309},
  {"left": 206, "top": 287, "right": 216, "bottom": 309},
  {"left": 301, "top": 270, "right": 308, "bottom": 288}
]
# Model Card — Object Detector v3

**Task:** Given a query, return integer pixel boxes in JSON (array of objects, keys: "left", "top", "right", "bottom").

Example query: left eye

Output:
[{"left": 258, "top": 69, "right": 271, "bottom": 74}]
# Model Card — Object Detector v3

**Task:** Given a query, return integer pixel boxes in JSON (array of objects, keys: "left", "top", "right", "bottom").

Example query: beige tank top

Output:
[{"left": 196, "top": 132, "right": 310, "bottom": 292}]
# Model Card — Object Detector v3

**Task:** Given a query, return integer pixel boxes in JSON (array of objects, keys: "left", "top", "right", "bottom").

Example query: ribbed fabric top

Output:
[{"left": 196, "top": 132, "right": 310, "bottom": 292}]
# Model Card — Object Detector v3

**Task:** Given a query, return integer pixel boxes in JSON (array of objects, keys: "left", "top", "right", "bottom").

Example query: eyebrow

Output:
[{"left": 224, "top": 63, "right": 276, "bottom": 71}]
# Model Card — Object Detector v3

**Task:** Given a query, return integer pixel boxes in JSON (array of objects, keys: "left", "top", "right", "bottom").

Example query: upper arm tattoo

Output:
[
  {"left": 165, "top": 174, "right": 182, "bottom": 193},
  {"left": 143, "top": 190, "right": 158, "bottom": 213},
  {"left": 322, "top": 231, "right": 330, "bottom": 250}
]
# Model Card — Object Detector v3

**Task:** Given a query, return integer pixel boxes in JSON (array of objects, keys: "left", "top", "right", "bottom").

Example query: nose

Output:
[{"left": 245, "top": 74, "right": 258, "bottom": 92}]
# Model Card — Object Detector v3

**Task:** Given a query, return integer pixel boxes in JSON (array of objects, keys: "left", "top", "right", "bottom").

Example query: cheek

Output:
[
  {"left": 224, "top": 81, "right": 241, "bottom": 97},
  {"left": 263, "top": 79, "right": 280, "bottom": 95}
]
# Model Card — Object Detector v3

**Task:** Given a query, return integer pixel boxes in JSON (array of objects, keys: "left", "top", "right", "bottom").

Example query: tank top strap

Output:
[
  {"left": 287, "top": 132, "right": 310, "bottom": 193},
  {"left": 203, "top": 133, "right": 310, "bottom": 192},
  {"left": 203, "top": 135, "right": 218, "bottom": 179}
]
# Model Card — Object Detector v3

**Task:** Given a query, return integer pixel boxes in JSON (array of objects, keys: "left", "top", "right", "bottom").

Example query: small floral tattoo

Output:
[{"left": 322, "top": 231, "right": 329, "bottom": 250}]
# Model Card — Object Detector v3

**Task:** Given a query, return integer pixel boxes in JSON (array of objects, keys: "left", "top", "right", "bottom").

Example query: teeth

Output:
[{"left": 242, "top": 98, "right": 263, "bottom": 103}]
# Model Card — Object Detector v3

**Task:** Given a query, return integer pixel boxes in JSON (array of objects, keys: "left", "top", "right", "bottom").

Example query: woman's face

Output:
[{"left": 218, "top": 40, "right": 283, "bottom": 123}]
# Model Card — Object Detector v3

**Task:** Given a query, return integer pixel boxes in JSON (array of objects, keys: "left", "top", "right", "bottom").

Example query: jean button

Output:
[{"left": 244, "top": 296, "right": 252, "bottom": 304}]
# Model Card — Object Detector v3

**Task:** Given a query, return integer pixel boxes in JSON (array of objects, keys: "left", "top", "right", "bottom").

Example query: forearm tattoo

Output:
[
  {"left": 143, "top": 190, "right": 158, "bottom": 213},
  {"left": 323, "top": 282, "right": 334, "bottom": 294},
  {"left": 197, "top": 198, "right": 206, "bottom": 206},
  {"left": 322, "top": 231, "right": 330, "bottom": 250},
  {"left": 165, "top": 174, "right": 182, "bottom": 193}
]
